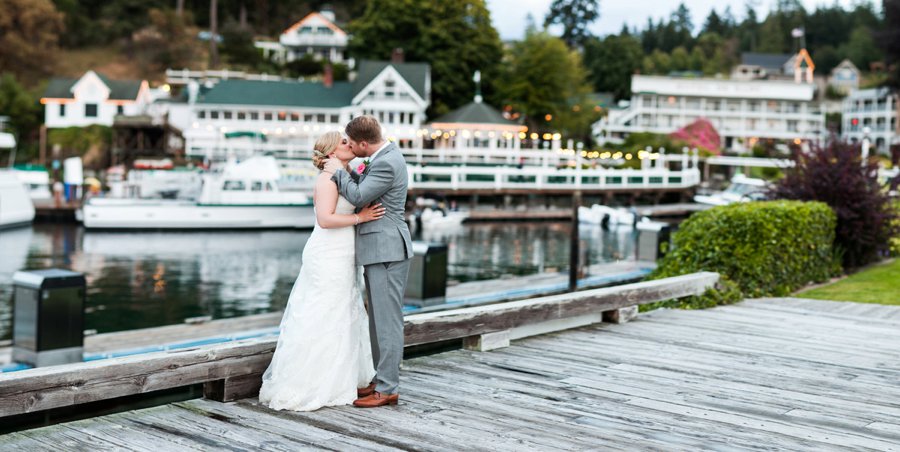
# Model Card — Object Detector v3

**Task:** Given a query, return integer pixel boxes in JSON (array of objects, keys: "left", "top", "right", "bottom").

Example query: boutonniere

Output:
[{"left": 356, "top": 159, "right": 370, "bottom": 173}]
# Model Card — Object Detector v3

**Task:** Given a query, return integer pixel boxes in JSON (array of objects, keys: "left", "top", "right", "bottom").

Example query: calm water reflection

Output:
[{"left": 0, "top": 222, "right": 634, "bottom": 341}]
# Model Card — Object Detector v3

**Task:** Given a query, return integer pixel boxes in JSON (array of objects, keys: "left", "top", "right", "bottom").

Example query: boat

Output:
[
  {"left": 0, "top": 170, "right": 36, "bottom": 228},
  {"left": 410, "top": 198, "right": 469, "bottom": 230},
  {"left": 578, "top": 205, "right": 636, "bottom": 228},
  {"left": 82, "top": 156, "right": 315, "bottom": 229},
  {"left": 694, "top": 174, "right": 767, "bottom": 206},
  {"left": 12, "top": 164, "right": 52, "bottom": 201}
]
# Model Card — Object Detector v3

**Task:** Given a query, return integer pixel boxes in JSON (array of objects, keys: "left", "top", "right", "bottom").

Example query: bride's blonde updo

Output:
[{"left": 311, "top": 131, "right": 342, "bottom": 170}]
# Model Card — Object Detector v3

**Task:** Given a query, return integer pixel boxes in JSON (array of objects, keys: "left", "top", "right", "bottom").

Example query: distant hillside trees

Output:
[{"left": 1, "top": 0, "right": 65, "bottom": 81}]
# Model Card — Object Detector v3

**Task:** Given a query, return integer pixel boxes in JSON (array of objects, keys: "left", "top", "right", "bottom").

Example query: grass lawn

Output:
[{"left": 796, "top": 259, "right": 900, "bottom": 305}]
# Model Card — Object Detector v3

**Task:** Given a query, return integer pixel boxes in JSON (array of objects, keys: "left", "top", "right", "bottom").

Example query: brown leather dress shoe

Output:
[
  {"left": 353, "top": 391, "right": 399, "bottom": 408},
  {"left": 357, "top": 383, "right": 376, "bottom": 398}
]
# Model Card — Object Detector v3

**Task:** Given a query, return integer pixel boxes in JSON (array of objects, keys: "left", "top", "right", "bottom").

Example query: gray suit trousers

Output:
[{"left": 363, "top": 259, "right": 411, "bottom": 395}]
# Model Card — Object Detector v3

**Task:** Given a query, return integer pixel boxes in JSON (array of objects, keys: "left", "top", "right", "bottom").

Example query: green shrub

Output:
[{"left": 652, "top": 201, "right": 838, "bottom": 299}]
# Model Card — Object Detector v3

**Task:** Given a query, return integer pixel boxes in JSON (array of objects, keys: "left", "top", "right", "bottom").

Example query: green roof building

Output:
[{"left": 41, "top": 71, "right": 151, "bottom": 128}]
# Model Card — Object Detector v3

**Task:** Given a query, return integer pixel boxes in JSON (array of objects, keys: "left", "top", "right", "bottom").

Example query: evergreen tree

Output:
[
  {"left": 543, "top": 0, "right": 601, "bottom": 48},
  {"left": 348, "top": 0, "right": 503, "bottom": 116},
  {"left": 583, "top": 34, "right": 642, "bottom": 99}
]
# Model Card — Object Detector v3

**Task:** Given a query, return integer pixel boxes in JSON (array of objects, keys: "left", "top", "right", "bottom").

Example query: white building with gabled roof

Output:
[
  {"left": 255, "top": 9, "right": 350, "bottom": 65},
  {"left": 41, "top": 71, "right": 152, "bottom": 128},
  {"left": 161, "top": 60, "right": 431, "bottom": 161}
]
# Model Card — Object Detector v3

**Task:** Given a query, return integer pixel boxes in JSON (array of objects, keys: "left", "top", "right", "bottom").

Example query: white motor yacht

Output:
[
  {"left": 82, "top": 156, "right": 315, "bottom": 229},
  {"left": 0, "top": 170, "right": 36, "bottom": 228}
]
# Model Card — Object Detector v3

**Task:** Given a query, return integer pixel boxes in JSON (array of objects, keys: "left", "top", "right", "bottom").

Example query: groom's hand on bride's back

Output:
[{"left": 323, "top": 158, "right": 343, "bottom": 174}]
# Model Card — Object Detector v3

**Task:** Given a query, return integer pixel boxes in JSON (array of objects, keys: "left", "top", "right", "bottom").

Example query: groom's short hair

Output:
[{"left": 346, "top": 116, "right": 382, "bottom": 144}]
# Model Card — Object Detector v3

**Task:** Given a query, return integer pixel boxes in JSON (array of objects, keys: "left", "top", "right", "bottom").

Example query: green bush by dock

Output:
[{"left": 644, "top": 200, "right": 838, "bottom": 310}]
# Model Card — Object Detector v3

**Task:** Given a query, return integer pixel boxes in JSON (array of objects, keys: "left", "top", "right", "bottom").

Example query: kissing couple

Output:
[{"left": 259, "top": 115, "right": 413, "bottom": 410}]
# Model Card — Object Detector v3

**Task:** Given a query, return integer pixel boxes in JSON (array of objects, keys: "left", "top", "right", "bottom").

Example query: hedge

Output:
[{"left": 651, "top": 201, "right": 838, "bottom": 301}]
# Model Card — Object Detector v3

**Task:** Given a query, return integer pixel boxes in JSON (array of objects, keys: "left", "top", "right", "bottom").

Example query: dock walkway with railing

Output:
[{"left": 4, "top": 295, "right": 899, "bottom": 450}]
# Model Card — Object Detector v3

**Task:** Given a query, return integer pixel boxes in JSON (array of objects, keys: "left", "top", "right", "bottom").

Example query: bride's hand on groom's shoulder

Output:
[{"left": 323, "top": 158, "right": 343, "bottom": 174}]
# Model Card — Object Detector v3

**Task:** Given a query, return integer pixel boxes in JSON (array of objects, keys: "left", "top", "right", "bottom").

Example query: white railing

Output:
[{"left": 407, "top": 165, "right": 701, "bottom": 192}]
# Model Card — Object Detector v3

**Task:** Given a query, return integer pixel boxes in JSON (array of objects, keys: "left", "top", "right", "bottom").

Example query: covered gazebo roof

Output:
[{"left": 428, "top": 100, "right": 526, "bottom": 132}]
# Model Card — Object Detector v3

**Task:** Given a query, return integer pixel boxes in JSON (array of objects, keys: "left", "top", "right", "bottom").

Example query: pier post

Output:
[{"left": 569, "top": 191, "right": 581, "bottom": 292}]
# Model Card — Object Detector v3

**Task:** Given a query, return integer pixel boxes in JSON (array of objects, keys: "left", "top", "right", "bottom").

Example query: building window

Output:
[
  {"left": 85, "top": 103, "right": 98, "bottom": 118},
  {"left": 291, "top": 113, "right": 300, "bottom": 122},
  {"left": 59, "top": 104, "right": 66, "bottom": 117},
  {"left": 224, "top": 111, "right": 233, "bottom": 120},
  {"left": 211, "top": 111, "right": 220, "bottom": 119},
  {"left": 330, "top": 114, "right": 339, "bottom": 123},
  {"left": 117, "top": 105, "right": 124, "bottom": 115},
  {"left": 250, "top": 112, "right": 259, "bottom": 120},
  {"left": 264, "top": 112, "right": 273, "bottom": 121},
  {"left": 198, "top": 110, "right": 206, "bottom": 119},
  {"left": 399, "top": 112, "right": 405, "bottom": 124},
  {"left": 388, "top": 112, "right": 395, "bottom": 123},
  {"left": 304, "top": 114, "right": 313, "bottom": 122},
  {"left": 237, "top": 111, "right": 246, "bottom": 120},
  {"left": 385, "top": 79, "right": 395, "bottom": 98},
  {"left": 317, "top": 114, "right": 326, "bottom": 122}
]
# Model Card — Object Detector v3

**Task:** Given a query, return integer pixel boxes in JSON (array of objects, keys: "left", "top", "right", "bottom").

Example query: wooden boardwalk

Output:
[{"left": 4, "top": 297, "right": 900, "bottom": 451}]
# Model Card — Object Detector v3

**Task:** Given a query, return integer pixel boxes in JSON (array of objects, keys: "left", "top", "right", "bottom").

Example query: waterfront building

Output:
[
  {"left": 162, "top": 60, "right": 430, "bottom": 160},
  {"left": 254, "top": 9, "right": 350, "bottom": 65},
  {"left": 593, "top": 75, "right": 826, "bottom": 152},
  {"left": 842, "top": 87, "right": 898, "bottom": 152},
  {"left": 41, "top": 71, "right": 152, "bottom": 128}
]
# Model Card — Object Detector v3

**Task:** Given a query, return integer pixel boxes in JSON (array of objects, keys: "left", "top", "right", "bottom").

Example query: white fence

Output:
[{"left": 407, "top": 165, "right": 701, "bottom": 192}]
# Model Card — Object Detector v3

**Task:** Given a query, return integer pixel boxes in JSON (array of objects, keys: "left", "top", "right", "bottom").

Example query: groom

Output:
[{"left": 324, "top": 115, "right": 413, "bottom": 407}]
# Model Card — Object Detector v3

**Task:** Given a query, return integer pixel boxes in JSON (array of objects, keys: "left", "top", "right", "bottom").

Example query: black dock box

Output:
[{"left": 12, "top": 269, "right": 85, "bottom": 367}]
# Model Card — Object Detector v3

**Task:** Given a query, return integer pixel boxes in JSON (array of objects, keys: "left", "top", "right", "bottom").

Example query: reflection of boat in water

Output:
[
  {"left": 419, "top": 208, "right": 469, "bottom": 228},
  {"left": 694, "top": 174, "right": 767, "bottom": 206},
  {"left": 411, "top": 198, "right": 469, "bottom": 230},
  {"left": 0, "top": 170, "right": 35, "bottom": 228},
  {"left": 578, "top": 205, "right": 636, "bottom": 228},
  {"left": 83, "top": 156, "right": 315, "bottom": 230}
]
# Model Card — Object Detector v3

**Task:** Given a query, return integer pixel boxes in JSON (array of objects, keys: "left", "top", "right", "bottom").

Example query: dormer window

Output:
[
  {"left": 385, "top": 79, "right": 395, "bottom": 98},
  {"left": 300, "top": 26, "right": 313, "bottom": 34},
  {"left": 317, "top": 27, "right": 333, "bottom": 35},
  {"left": 85, "top": 103, "right": 98, "bottom": 117}
]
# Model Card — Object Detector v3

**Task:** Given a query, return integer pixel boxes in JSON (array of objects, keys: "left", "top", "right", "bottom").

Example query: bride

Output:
[{"left": 259, "top": 131, "right": 383, "bottom": 411}]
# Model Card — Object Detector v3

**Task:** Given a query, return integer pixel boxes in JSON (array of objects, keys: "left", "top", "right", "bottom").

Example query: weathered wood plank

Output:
[
  {"left": 0, "top": 338, "right": 274, "bottom": 417},
  {"left": 404, "top": 271, "right": 719, "bottom": 345}
]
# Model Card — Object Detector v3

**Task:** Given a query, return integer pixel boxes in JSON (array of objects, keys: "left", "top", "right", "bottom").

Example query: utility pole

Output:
[{"left": 209, "top": 0, "right": 219, "bottom": 68}]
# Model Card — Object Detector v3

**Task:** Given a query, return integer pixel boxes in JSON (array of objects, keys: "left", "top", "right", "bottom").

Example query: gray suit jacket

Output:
[{"left": 332, "top": 143, "right": 414, "bottom": 266}]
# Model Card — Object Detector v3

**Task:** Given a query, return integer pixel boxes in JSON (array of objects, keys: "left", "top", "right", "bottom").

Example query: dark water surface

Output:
[{"left": 0, "top": 222, "right": 635, "bottom": 341}]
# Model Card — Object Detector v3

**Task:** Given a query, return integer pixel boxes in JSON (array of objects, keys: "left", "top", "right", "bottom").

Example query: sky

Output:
[{"left": 485, "top": 0, "right": 863, "bottom": 41}]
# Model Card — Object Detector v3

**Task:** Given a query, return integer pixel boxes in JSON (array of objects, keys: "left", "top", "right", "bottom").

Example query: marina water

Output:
[{"left": 0, "top": 222, "right": 635, "bottom": 342}]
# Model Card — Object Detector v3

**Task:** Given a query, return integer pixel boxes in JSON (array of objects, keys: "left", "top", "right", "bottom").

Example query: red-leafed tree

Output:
[{"left": 669, "top": 118, "right": 721, "bottom": 154}]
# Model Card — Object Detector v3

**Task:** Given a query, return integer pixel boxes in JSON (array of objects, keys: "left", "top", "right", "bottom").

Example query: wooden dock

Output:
[{"left": 4, "top": 296, "right": 900, "bottom": 450}]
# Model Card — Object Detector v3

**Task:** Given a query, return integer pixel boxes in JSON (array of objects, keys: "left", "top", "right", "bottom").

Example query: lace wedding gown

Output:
[{"left": 259, "top": 196, "right": 376, "bottom": 411}]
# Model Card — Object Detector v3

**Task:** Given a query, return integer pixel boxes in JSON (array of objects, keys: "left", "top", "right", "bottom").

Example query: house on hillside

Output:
[
  {"left": 731, "top": 50, "right": 815, "bottom": 83},
  {"left": 165, "top": 60, "right": 431, "bottom": 160},
  {"left": 828, "top": 59, "right": 861, "bottom": 95},
  {"left": 41, "top": 71, "right": 151, "bottom": 128},
  {"left": 254, "top": 8, "right": 350, "bottom": 65}
]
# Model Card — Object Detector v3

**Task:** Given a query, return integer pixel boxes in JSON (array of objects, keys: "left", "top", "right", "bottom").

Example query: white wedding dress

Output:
[{"left": 259, "top": 196, "right": 376, "bottom": 411}]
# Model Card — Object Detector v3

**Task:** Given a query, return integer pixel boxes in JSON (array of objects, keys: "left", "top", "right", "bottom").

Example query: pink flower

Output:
[{"left": 356, "top": 163, "right": 367, "bottom": 173}]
